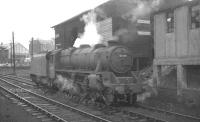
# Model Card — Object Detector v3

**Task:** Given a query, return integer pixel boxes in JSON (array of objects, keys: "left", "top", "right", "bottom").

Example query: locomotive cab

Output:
[
  {"left": 46, "top": 49, "right": 62, "bottom": 79},
  {"left": 30, "top": 53, "right": 49, "bottom": 86}
]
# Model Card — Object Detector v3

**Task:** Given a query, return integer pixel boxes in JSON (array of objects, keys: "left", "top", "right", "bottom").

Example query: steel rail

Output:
[
  {"left": 5, "top": 75, "right": 199, "bottom": 121},
  {"left": 137, "top": 103, "right": 200, "bottom": 121},
  {"left": 0, "top": 75, "right": 174, "bottom": 122},
  {"left": 1, "top": 75, "right": 35, "bottom": 86},
  {"left": 0, "top": 81, "right": 68, "bottom": 122},
  {"left": 122, "top": 109, "right": 168, "bottom": 122},
  {"left": 4, "top": 74, "right": 32, "bottom": 82},
  {"left": 0, "top": 77, "right": 112, "bottom": 122}
]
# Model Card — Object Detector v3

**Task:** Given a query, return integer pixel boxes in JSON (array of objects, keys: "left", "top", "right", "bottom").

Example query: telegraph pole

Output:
[
  {"left": 31, "top": 37, "right": 34, "bottom": 59},
  {"left": 10, "top": 42, "right": 12, "bottom": 67},
  {"left": 12, "top": 32, "right": 16, "bottom": 75}
]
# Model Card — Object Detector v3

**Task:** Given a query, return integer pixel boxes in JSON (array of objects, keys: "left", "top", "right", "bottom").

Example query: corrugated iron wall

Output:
[{"left": 97, "top": 18, "right": 113, "bottom": 43}]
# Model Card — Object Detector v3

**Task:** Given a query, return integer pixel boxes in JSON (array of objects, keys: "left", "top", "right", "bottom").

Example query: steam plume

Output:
[{"left": 73, "top": 11, "right": 102, "bottom": 47}]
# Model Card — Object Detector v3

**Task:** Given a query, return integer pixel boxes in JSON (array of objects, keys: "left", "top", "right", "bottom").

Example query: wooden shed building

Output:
[{"left": 153, "top": 0, "right": 200, "bottom": 95}]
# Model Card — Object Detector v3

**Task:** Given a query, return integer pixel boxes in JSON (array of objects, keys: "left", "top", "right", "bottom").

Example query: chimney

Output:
[
  {"left": 93, "top": 44, "right": 106, "bottom": 49},
  {"left": 107, "top": 40, "right": 120, "bottom": 46},
  {"left": 79, "top": 44, "right": 91, "bottom": 48}
]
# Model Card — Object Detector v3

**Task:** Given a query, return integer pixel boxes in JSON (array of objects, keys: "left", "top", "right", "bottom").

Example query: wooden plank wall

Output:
[
  {"left": 154, "top": 14, "right": 166, "bottom": 58},
  {"left": 189, "top": 29, "right": 200, "bottom": 56},
  {"left": 154, "top": 5, "right": 200, "bottom": 60},
  {"left": 165, "top": 33, "right": 176, "bottom": 57},
  {"left": 175, "top": 6, "right": 189, "bottom": 57},
  {"left": 97, "top": 18, "right": 113, "bottom": 43}
]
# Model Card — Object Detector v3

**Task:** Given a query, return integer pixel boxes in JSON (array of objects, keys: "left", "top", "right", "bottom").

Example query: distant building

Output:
[
  {"left": 9, "top": 43, "right": 29, "bottom": 63},
  {"left": 1, "top": 42, "right": 29, "bottom": 64},
  {"left": 0, "top": 44, "right": 9, "bottom": 64},
  {"left": 29, "top": 39, "right": 54, "bottom": 55}
]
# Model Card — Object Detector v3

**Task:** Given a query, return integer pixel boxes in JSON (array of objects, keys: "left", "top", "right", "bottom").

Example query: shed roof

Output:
[
  {"left": 52, "top": 0, "right": 199, "bottom": 29},
  {"left": 51, "top": 0, "right": 143, "bottom": 29},
  {"left": 51, "top": 10, "right": 90, "bottom": 28},
  {"left": 154, "top": 0, "right": 200, "bottom": 14},
  {"left": 96, "top": 0, "right": 138, "bottom": 17}
]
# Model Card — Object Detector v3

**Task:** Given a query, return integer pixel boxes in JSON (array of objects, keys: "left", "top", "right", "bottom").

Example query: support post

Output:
[
  {"left": 31, "top": 37, "right": 34, "bottom": 59},
  {"left": 10, "top": 42, "right": 12, "bottom": 67},
  {"left": 153, "top": 64, "right": 161, "bottom": 87},
  {"left": 136, "top": 58, "right": 140, "bottom": 71},
  {"left": 177, "top": 64, "right": 187, "bottom": 95},
  {"left": 12, "top": 32, "right": 16, "bottom": 75}
]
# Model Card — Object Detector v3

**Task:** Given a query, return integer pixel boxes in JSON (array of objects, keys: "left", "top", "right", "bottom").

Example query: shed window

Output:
[
  {"left": 166, "top": 11, "right": 174, "bottom": 33},
  {"left": 191, "top": 5, "right": 200, "bottom": 29}
]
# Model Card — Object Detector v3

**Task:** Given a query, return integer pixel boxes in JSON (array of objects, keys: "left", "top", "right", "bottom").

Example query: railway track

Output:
[
  {"left": 6, "top": 74, "right": 32, "bottom": 82},
  {"left": 0, "top": 75, "right": 167, "bottom": 122},
  {"left": 0, "top": 74, "right": 35, "bottom": 87},
  {"left": 135, "top": 103, "right": 200, "bottom": 122},
  {"left": 0, "top": 77, "right": 112, "bottom": 122},
  {"left": 120, "top": 105, "right": 200, "bottom": 122},
  {"left": 1, "top": 74, "right": 199, "bottom": 122}
]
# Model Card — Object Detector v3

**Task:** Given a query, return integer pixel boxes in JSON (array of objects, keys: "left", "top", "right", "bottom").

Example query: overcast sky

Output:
[{"left": 0, "top": 0, "right": 109, "bottom": 48}]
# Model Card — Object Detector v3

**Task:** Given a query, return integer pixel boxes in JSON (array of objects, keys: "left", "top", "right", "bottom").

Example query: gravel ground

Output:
[
  {"left": 0, "top": 91, "right": 41, "bottom": 122},
  {"left": 141, "top": 67, "right": 200, "bottom": 117},
  {"left": 0, "top": 67, "right": 39, "bottom": 122}
]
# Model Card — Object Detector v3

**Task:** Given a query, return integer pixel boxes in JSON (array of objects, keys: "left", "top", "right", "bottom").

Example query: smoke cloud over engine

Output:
[
  {"left": 123, "top": 0, "right": 163, "bottom": 22},
  {"left": 73, "top": 11, "right": 102, "bottom": 47}
]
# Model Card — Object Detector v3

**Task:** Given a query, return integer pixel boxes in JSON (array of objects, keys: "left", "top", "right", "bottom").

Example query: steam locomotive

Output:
[{"left": 30, "top": 44, "right": 143, "bottom": 105}]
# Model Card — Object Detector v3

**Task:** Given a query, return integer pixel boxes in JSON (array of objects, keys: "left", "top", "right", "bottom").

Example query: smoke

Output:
[
  {"left": 113, "top": 28, "right": 129, "bottom": 41},
  {"left": 73, "top": 11, "right": 102, "bottom": 47},
  {"left": 113, "top": 27, "right": 138, "bottom": 43},
  {"left": 123, "top": 0, "right": 163, "bottom": 22},
  {"left": 94, "top": 8, "right": 107, "bottom": 20}
]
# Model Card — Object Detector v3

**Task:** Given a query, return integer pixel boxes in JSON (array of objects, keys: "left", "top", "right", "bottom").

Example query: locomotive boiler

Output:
[
  {"left": 60, "top": 44, "right": 132, "bottom": 74},
  {"left": 30, "top": 44, "right": 143, "bottom": 105}
]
